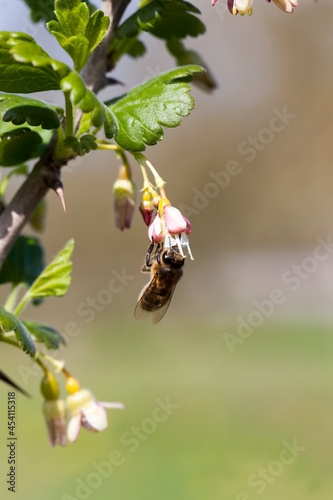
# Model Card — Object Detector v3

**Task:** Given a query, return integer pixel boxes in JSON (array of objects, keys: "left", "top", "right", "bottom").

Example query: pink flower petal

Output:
[
  {"left": 183, "top": 216, "right": 192, "bottom": 234},
  {"left": 148, "top": 214, "right": 165, "bottom": 243},
  {"left": 163, "top": 206, "right": 187, "bottom": 234},
  {"left": 228, "top": 0, "right": 234, "bottom": 14}
]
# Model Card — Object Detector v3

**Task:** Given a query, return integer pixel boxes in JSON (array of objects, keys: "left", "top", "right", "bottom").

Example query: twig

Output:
[{"left": 81, "top": 0, "right": 132, "bottom": 93}]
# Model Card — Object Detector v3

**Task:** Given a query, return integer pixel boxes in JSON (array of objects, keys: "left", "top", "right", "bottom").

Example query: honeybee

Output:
[{"left": 134, "top": 243, "right": 185, "bottom": 324}]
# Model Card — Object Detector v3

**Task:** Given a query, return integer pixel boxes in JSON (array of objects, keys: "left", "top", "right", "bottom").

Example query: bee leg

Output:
[{"left": 141, "top": 243, "right": 155, "bottom": 273}]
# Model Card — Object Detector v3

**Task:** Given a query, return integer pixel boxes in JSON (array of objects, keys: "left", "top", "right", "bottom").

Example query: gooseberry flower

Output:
[
  {"left": 43, "top": 399, "right": 67, "bottom": 447},
  {"left": 41, "top": 369, "right": 66, "bottom": 447},
  {"left": 148, "top": 203, "right": 193, "bottom": 259},
  {"left": 113, "top": 165, "right": 137, "bottom": 231},
  {"left": 267, "top": 0, "right": 298, "bottom": 13},
  {"left": 67, "top": 388, "right": 124, "bottom": 443},
  {"left": 212, "top": 0, "right": 298, "bottom": 14},
  {"left": 139, "top": 187, "right": 155, "bottom": 226}
]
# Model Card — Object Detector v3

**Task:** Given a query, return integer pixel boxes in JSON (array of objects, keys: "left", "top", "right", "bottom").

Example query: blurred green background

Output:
[{"left": 1, "top": 1, "right": 333, "bottom": 499}]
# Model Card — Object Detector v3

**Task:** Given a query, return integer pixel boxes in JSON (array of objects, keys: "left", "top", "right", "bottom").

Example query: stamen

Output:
[{"left": 175, "top": 234, "right": 184, "bottom": 257}]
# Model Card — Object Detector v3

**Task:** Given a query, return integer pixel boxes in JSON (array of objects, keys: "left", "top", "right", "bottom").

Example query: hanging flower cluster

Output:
[
  {"left": 136, "top": 154, "right": 193, "bottom": 260},
  {"left": 41, "top": 367, "right": 124, "bottom": 447},
  {"left": 110, "top": 150, "right": 194, "bottom": 259},
  {"left": 212, "top": 0, "right": 298, "bottom": 15}
]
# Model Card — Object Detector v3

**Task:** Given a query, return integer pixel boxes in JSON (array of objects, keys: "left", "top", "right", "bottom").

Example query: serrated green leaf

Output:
[
  {"left": 23, "top": 0, "right": 97, "bottom": 23},
  {"left": 22, "top": 0, "right": 57, "bottom": 23},
  {"left": 85, "top": 10, "right": 110, "bottom": 52},
  {"left": 107, "top": 65, "right": 203, "bottom": 151},
  {"left": 114, "top": 0, "right": 204, "bottom": 47},
  {"left": 8, "top": 36, "right": 69, "bottom": 78},
  {"left": 150, "top": 0, "right": 205, "bottom": 39},
  {"left": 47, "top": 1, "right": 109, "bottom": 71},
  {"left": 61, "top": 71, "right": 117, "bottom": 138},
  {"left": 64, "top": 134, "right": 97, "bottom": 156},
  {"left": 14, "top": 320, "right": 36, "bottom": 357},
  {"left": 0, "top": 306, "right": 16, "bottom": 332},
  {"left": 0, "top": 127, "right": 43, "bottom": 166},
  {"left": 0, "top": 120, "right": 54, "bottom": 147},
  {"left": 0, "top": 307, "right": 36, "bottom": 357},
  {"left": 0, "top": 94, "right": 63, "bottom": 129},
  {"left": 115, "top": 0, "right": 164, "bottom": 40},
  {"left": 0, "top": 236, "right": 44, "bottom": 288},
  {"left": 52, "top": 0, "right": 91, "bottom": 37},
  {"left": 22, "top": 321, "right": 66, "bottom": 350},
  {"left": 0, "top": 32, "right": 64, "bottom": 93},
  {"left": 127, "top": 39, "right": 146, "bottom": 59},
  {"left": 23, "top": 239, "right": 74, "bottom": 301}
]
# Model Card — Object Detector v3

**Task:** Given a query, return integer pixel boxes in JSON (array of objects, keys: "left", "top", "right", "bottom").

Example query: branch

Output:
[
  {"left": 81, "top": 0, "right": 132, "bottom": 93},
  {"left": 0, "top": 153, "right": 64, "bottom": 270}
]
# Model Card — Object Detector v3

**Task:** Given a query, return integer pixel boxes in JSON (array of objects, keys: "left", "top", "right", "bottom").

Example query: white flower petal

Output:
[
  {"left": 67, "top": 414, "right": 81, "bottom": 443},
  {"left": 82, "top": 402, "right": 108, "bottom": 432},
  {"left": 235, "top": 0, "right": 253, "bottom": 15},
  {"left": 100, "top": 402, "right": 125, "bottom": 410}
]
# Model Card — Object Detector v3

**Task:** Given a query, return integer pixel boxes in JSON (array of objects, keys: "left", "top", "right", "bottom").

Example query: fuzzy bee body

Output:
[{"left": 134, "top": 246, "right": 185, "bottom": 324}]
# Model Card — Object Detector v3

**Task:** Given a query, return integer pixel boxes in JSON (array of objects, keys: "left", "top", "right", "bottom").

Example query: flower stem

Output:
[{"left": 133, "top": 153, "right": 166, "bottom": 190}]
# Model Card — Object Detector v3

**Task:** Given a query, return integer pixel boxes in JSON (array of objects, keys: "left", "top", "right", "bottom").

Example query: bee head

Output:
[{"left": 159, "top": 248, "right": 185, "bottom": 268}]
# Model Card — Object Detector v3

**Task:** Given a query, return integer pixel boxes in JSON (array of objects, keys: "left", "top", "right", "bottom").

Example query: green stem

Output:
[
  {"left": 14, "top": 292, "right": 30, "bottom": 317},
  {"left": 4, "top": 285, "right": 21, "bottom": 313},
  {"left": 0, "top": 333, "right": 20, "bottom": 349},
  {"left": 0, "top": 333, "right": 62, "bottom": 374},
  {"left": 96, "top": 142, "right": 121, "bottom": 151},
  {"left": 64, "top": 92, "right": 74, "bottom": 137},
  {"left": 133, "top": 153, "right": 165, "bottom": 190}
]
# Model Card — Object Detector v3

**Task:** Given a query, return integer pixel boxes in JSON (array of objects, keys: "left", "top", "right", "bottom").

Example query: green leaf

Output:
[
  {"left": 115, "top": 0, "right": 204, "bottom": 41},
  {"left": 0, "top": 32, "right": 63, "bottom": 93},
  {"left": 64, "top": 134, "right": 97, "bottom": 156},
  {"left": 0, "top": 120, "right": 53, "bottom": 147},
  {"left": 8, "top": 34, "right": 69, "bottom": 78},
  {"left": 23, "top": 239, "right": 74, "bottom": 301},
  {"left": 23, "top": 0, "right": 97, "bottom": 23},
  {"left": 0, "top": 307, "right": 36, "bottom": 357},
  {"left": 0, "top": 127, "right": 43, "bottom": 166},
  {"left": 166, "top": 39, "right": 217, "bottom": 92},
  {"left": 115, "top": 0, "right": 164, "bottom": 40},
  {"left": 149, "top": 0, "right": 205, "bottom": 40},
  {"left": 61, "top": 71, "right": 117, "bottom": 138},
  {"left": 107, "top": 65, "right": 203, "bottom": 151},
  {"left": 0, "top": 94, "right": 63, "bottom": 129},
  {"left": 0, "top": 236, "right": 44, "bottom": 288},
  {"left": 47, "top": 0, "right": 109, "bottom": 72},
  {"left": 22, "top": 0, "right": 57, "bottom": 23},
  {"left": 22, "top": 321, "right": 66, "bottom": 350}
]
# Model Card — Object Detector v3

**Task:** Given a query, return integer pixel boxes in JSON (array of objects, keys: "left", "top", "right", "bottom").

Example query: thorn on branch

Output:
[
  {"left": 55, "top": 185, "right": 67, "bottom": 213},
  {"left": 42, "top": 161, "right": 67, "bottom": 213}
]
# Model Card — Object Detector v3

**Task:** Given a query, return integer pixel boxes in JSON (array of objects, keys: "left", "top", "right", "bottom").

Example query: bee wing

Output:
[
  {"left": 150, "top": 288, "right": 175, "bottom": 324},
  {"left": 134, "top": 275, "right": 176, "bottom": 324},
  {"left": 134, "top": 279, "right": 154, "bottom": 321}
]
